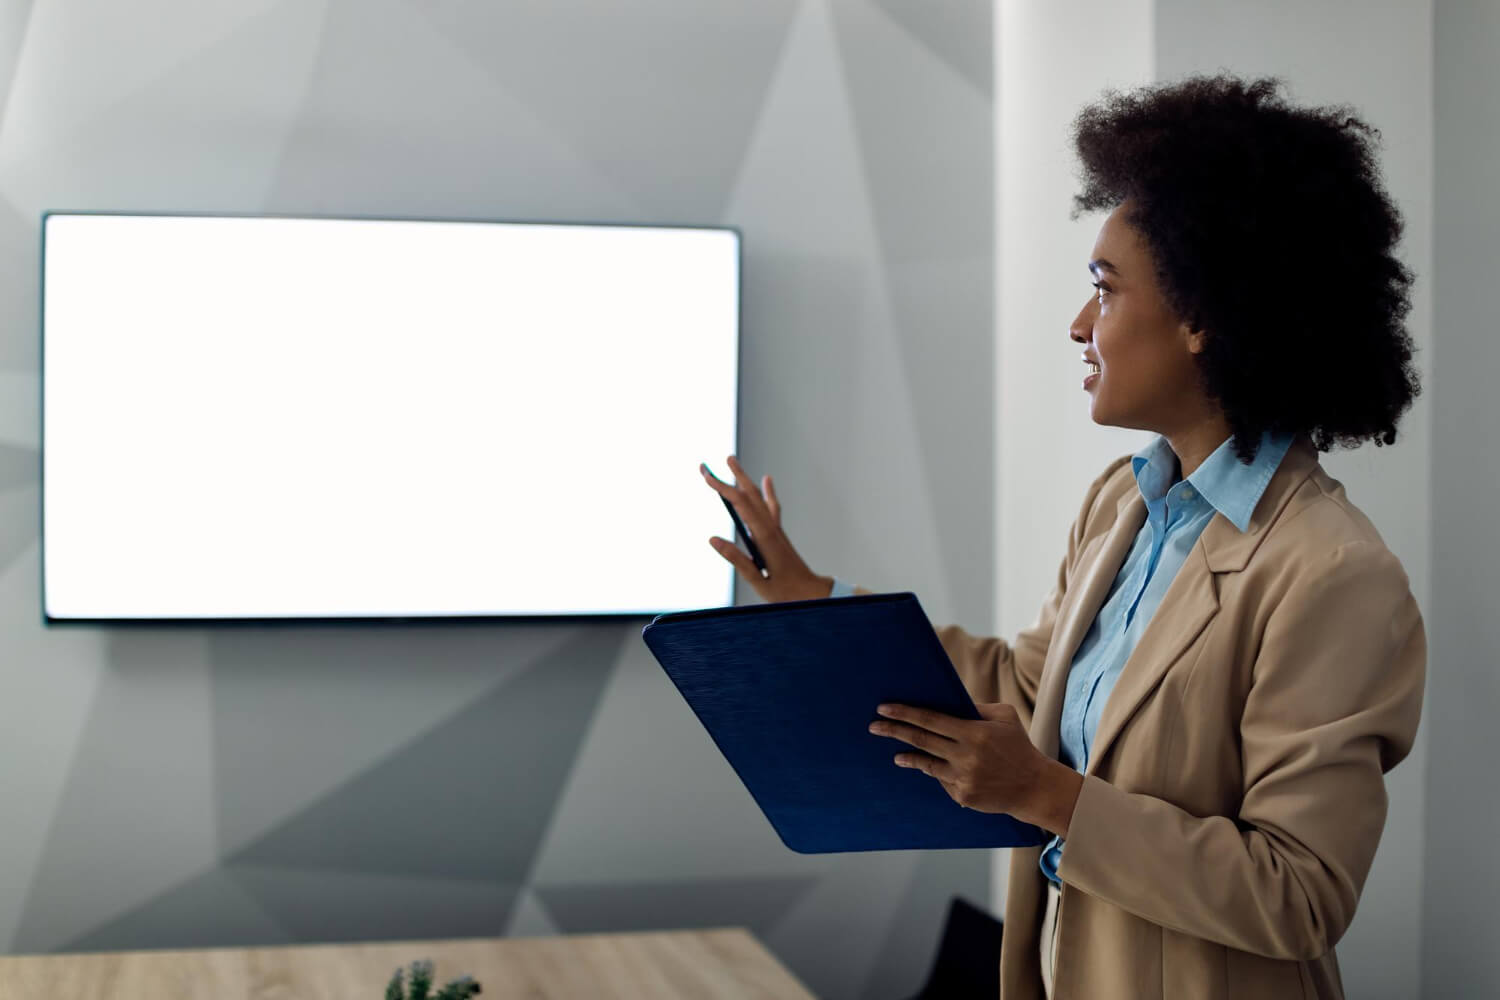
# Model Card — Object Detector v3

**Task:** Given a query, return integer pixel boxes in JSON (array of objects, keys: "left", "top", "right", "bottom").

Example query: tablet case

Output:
[{"left": 640, "top": 592, "right": 1048, "bottom": 853}]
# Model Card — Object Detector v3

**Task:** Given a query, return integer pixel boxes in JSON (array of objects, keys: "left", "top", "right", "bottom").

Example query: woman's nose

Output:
[{"left": 1069, "top": 296, "right": 1099, "bottom": 345}]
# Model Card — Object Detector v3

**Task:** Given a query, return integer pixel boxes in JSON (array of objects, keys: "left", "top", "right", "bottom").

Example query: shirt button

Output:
[{"left": 1180, "top": 487, "right": 1195, "bottom": 500}]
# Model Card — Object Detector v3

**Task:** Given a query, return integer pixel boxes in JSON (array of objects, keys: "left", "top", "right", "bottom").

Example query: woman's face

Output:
[{"left": 1070, "top": 204, "right": 1208, "bottom": 435}]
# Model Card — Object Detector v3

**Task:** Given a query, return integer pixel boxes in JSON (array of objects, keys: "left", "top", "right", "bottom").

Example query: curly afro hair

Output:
[{"left": 1072, "top": 75, "right": 1420, "bottom": 463}]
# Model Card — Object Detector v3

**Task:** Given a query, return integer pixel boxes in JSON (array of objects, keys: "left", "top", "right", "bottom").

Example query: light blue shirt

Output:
[{"left": 1037, "top": 431, "right": 1294, "bottom": 884}]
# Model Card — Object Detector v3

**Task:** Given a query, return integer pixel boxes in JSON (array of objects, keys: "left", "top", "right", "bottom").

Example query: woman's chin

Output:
[
  {"left": 1088, "top": 403, "right": 1133, "bottom": 431},
  {"left": 1087, "top": 394, "right": 1111, "bottom": 426}
]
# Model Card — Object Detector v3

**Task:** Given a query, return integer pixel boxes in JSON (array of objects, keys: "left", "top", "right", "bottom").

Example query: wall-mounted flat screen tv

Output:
[{"left": 42, "top": 213, "right": 740, "bottom": 622}]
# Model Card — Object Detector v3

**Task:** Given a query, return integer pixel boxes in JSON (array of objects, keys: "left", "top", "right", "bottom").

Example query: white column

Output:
[
  {"left": 994, "top": 12, "right": 1433, "bottom": 994},
  {"left": 994, "top": 0, "right": 1156, "bottom": 907},
  {"left": 1425, "top": 1, "right": 1500, "bottom": 995}
]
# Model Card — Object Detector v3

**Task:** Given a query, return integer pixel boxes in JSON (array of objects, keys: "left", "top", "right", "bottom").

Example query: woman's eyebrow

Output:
[{"left": 1088, "top": 258, "right": 1119, "bottom": 276}]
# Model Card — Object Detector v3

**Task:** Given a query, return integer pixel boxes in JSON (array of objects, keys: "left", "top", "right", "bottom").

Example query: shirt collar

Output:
[{"left": 1131, "top": 431, "right": 1296, "bottom": 533}]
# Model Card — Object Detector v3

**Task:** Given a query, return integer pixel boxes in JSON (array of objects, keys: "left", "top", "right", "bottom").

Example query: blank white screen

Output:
[{"left": 43, "top": 214, "right": 739, "bottom": 619}]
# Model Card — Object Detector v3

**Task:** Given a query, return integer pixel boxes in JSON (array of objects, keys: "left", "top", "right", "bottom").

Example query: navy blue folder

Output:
[{"left": 641, "top": 592, "right": 1048, "bottom": 854}]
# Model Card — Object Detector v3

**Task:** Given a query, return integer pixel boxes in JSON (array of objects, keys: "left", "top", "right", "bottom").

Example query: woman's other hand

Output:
[
  {"left": 869, "top": 702, "right": 1084, "bottom": 837},
  {"left": 700, "top": 455, "right": 834, "bottom": 603}
]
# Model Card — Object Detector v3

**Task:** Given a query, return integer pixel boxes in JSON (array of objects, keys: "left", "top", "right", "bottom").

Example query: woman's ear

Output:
[{"left": 1182, "top": 323, "right": 1209, "bottom": 355}]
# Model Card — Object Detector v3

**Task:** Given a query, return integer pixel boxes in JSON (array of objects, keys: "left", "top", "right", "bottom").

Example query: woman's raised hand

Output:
[{"left": 700, "top": 455, "right": 834, "bottom": 604}]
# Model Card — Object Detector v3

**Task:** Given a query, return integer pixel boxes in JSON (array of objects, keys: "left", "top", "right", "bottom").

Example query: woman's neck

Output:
[{"left": 1163, "top": 414, "right": 1234, "bottom": 480}]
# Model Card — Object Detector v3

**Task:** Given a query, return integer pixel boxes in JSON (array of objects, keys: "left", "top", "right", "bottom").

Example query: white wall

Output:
[
  {"left": 0, "top": 5, "right": 996, "bottom": 997},
  {"left": 995, "top": 4, "right": 1434, "bottom": 994}
]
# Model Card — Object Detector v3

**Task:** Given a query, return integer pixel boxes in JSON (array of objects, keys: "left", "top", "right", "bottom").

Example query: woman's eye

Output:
[{"left": 1091, "top": 281, "right": 1111, "bottom": 299}]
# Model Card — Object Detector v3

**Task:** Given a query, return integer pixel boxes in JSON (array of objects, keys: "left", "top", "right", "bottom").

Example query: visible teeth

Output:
[{"left": 1088, "top": 363, "right": 1101, "bottom": 375}]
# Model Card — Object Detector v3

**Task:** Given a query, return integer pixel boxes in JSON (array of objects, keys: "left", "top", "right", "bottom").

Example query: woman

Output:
[{"left": 699, "top": 76, "right": 1424, "bottom": 1000}]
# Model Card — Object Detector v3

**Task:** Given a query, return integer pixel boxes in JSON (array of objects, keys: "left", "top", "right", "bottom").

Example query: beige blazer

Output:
[{"left": 866, "top": 438, "right": 1425, "bottom": 999}]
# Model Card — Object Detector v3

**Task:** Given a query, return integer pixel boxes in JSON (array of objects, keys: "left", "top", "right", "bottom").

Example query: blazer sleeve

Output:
[
  {"left": 1057, "top": 539, "right": 1427, "bottom": 961},
  {"left": 852, "top": 456, "right": 1128, "bottom": 726}
]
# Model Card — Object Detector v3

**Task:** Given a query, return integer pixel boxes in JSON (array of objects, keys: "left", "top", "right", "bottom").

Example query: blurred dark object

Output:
[{"left": 909, "top": 896, "right": 1004, "bottom": 1000}]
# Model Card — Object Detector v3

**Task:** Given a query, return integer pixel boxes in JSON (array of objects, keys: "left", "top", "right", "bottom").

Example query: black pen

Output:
[
  {"left": 720, "top": 495, "right": 769, "bottom": 579},
  {"left": 704, "top": 466, "right": 769, "bottom": 578}
]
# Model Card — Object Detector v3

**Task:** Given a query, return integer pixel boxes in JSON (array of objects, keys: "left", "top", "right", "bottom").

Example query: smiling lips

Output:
[{"left": 1082, "top": 353, "right": 1101, "bottom": 389}]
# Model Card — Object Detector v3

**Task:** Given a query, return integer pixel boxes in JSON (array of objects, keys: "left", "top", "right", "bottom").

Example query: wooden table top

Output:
[{"left": 0, "top": 927, "right": 817, "bottom": 999}]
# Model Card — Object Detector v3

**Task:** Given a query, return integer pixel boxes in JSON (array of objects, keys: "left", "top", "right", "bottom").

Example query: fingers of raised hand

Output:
[
  {"left": 725, "top": 456, "right": 773, "bottom": 520},
  {"left": 707, "top": 536, "right": 762, "bottom": 581},
  {"left": 701, "top": 458, "right": 769, "bottom": 533},
  {"left": 699, "top": 462, "right": 736, "bottom": 500},
  {"left": 761, "top": 474, "right": 781, "bottom": 523}
]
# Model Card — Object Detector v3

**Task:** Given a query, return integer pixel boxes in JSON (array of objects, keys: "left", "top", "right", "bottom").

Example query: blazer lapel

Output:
[
  {"left": 1029, "top": 491, "right": 1145, "bottom": 758},
  {"left": 1084, "top": 545, "right": 1219, "bottom": 777},
  {"left": 1082, "top": 436, "right": 1323, "bottom": 776}
]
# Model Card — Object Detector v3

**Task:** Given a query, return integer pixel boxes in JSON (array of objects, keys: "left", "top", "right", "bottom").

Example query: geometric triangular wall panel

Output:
[{"left": 0, "top": 4, "right": 996, "bottom": 998}]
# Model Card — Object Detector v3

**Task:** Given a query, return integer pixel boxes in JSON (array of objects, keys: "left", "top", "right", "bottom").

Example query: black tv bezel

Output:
[{"left": 39, "top": 210, "right": 744, "bottom": 627}]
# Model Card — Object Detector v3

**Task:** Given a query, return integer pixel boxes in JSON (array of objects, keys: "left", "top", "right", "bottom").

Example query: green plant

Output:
[{"left": 384, "top": 959, "right": 481, "bottom": 1000}]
